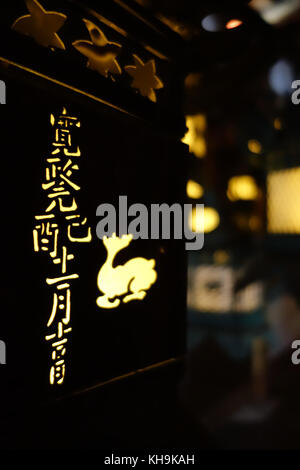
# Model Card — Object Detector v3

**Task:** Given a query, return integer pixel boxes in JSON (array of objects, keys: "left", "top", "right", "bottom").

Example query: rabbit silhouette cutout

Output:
[{"left": 96, "top": 233, "right": 157, "bottom": 309}]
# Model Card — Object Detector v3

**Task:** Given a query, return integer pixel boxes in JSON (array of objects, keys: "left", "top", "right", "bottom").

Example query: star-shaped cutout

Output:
[
  {"left": 72, "top": 19, "right": 122, "bottom": 78},
  {"left": 125, "top": 55, "right": 163, "bottom": 103},
  {"left": 12, "top": 0, "right": 67, "bottom": 49}
]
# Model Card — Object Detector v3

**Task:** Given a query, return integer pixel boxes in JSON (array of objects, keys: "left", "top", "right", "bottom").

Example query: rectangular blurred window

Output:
[{"left": 267, "top": 167, "right": 300, "bottom": 234}]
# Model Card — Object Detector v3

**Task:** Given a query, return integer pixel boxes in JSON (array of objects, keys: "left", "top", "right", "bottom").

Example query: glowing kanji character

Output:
[
  {"left": 42, "top": 157, "right": 81, "bottom": 193},
  {"left": 52, "top": 245, "right": 74, "bottom": 273},
  {"left": 47, "top": 288, "right": 71, "bottom": 327},
  {"left": 46, "top": 273, "right": 79, "bottom": 286},
  {"left": 53, "top": 127, "right": 71, "bottom": 147},
  {"left": 33, "top": 221, "right": 59, "bottom": 257},
  {"left": 41, "top": 157, "right": 61, "bottom": 191},
  {"left": 50, "top": 107, "right": 81, "bottom": 149},
  {"left": 50, "top": 361, "right": 66, "bottom": 385},
  {"left": 46, "top": 323, "right": 72, "bottom": 342},
  {"left": 51, "top": 107, "right": 81, "bottom": 129},
  {"left": 51, "top": 342, "right": 66, "bottom": 362},
  {"left": 67, "top": 217, "right": 92, "bottom": 243}
]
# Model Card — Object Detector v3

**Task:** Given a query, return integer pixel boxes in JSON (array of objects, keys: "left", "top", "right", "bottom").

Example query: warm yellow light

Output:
[
  {"left": 186, "top": 180, "right": 204, "bottom": 199},
  {"left": 182, "top": 114, "right": 207, "bottom": 158},
  {"left": 191, "top": 114, "right": 206, "bottom": 132},
  {"left": 267, "top": 167, "right": 300, "bottom": 234},
  {"left": 214, "top": 250, "right": 229, "bottom": 264},
  {"left": 227, "top": 175, "right": 258, "bottom": 201},
  {"left": 248, "top": 139, "right": 262, "bottom": 154},
  {"left": 226, "top": 19, "right": 243, "bottom": 29},
  {"left": 189, "top": 207, "right": 219, "bottom": 233},
  {"left": 97, "top": 233, "right": 157, "bottom": 309},
  {"left": 274, "top": 117, "right": 282, "bottom": 130},
  {"left": 184, "top": 73, "right": 202, "bottom": 88},
  {"left": 249, "top": 215, "right": 262, "bottom": 232},
  {"left": 234, "top": 214, "right": 250, "bottom": 230}
]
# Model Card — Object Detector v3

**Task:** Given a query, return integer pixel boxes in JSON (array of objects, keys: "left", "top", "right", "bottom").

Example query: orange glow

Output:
[
  {"left": 274, "top": 117, "right": 282, "bottom": 130},
  {"left": 248, "top": 139, "right": 262, "bottom": 155},
  {"left": 226, "top": 19, "right": 243, "bottom": 29}
]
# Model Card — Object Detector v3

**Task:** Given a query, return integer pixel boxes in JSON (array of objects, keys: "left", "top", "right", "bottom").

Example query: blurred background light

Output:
[
  {"left": 189, "top": 206, "right": 220, "bottom": 233},
  {"left": 182, "top": 114, "right": 207, "bottom": 158},
  {"left": 186, "top": 179, "right": 204, "bottom": 199},
  {"left": 201, "top": 14, "right": 222, "bottom": 32},
  {"left": 227, "top": 175, "right": 259, "bottom": 201},
  {"left": 273, "top": 117, "right": 283, "bottom": 130},
  {"left": 250, "top": 0, "right": 300, "bottom": 25},
  {"left": 214, "top": 249, "right": 230, "bottom": 264},
  {"left": 267, "top": 167, "right": 300, "bottom": 234},
  {"left": 188, "top": 265, "right": 263, "bottom": 313},
  {"left": 269, "top": 59, "right": 294, "bottom": 96},
  {"left": 248, "top": 139, "right": 263, "bottom": 154},
  {"left": 226, "top": 19, "right": 243, "bottom": 30},
  {"left": 201, "top": 15, "right": 243, "bottom": 32}
]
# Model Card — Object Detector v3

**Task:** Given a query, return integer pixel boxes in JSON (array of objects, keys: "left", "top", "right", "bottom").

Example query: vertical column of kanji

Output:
[{"left": 33, "top": 107, "right": 92, "bottom": 386}]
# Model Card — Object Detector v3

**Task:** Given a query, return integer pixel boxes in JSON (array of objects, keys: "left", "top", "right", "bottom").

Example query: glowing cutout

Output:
[
  {"left": 73, "top": 19, "right": 122, "bottom": 78},
  {"left": 97, "top": 233, "right": 157, "bottom": 309},
  {"left": 12, "top": 0, "right": 67, "bottom": 49},
  {"left": 33, "top": 107, "right": 91, "bottom": 385},
  {"left": 125, "top": 55, "right": 163, "bottom": 102}
]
